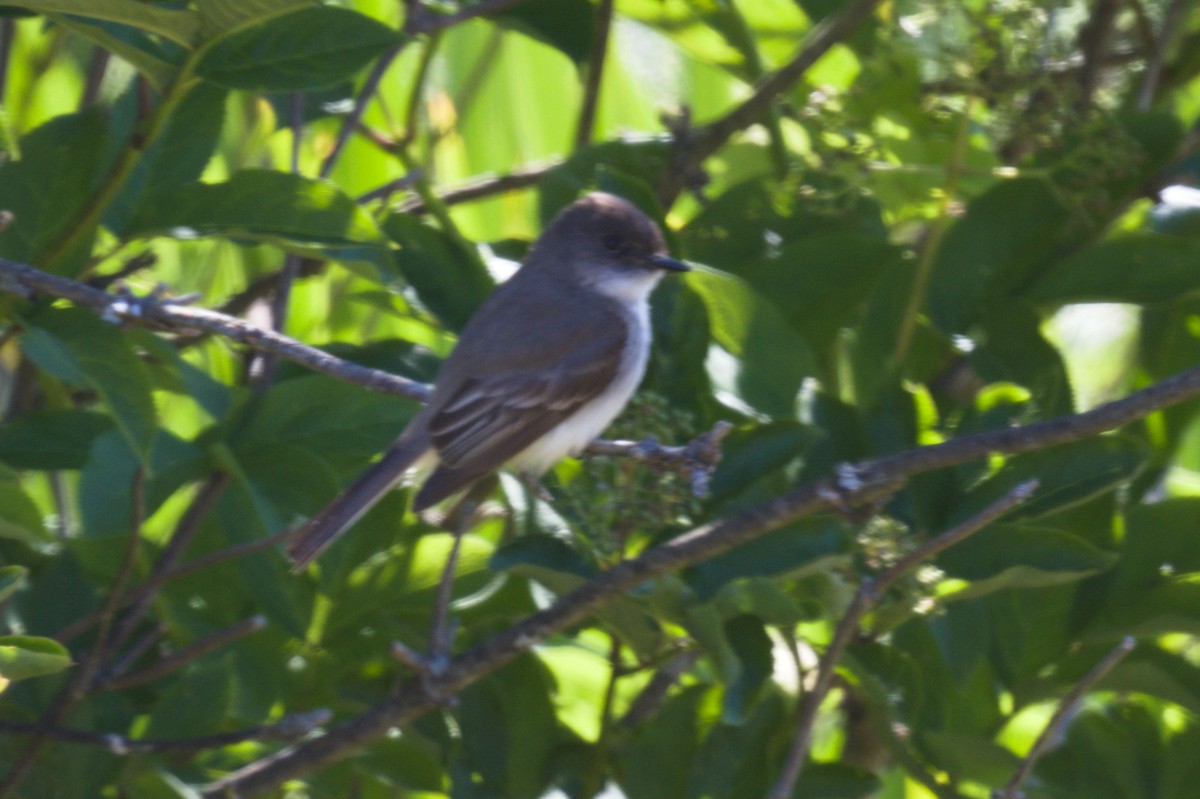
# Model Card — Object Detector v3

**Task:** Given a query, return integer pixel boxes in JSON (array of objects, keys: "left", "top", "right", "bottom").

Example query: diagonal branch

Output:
[
  {"left": 660, "top": 0, "right": 883, "bottom": 203},
  {"left": 199, "top": 350, "right": 1200, "bottom": 796}
]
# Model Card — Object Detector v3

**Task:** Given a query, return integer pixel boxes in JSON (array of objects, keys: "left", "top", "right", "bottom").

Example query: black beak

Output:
[{"left": 645, "top": 253, "right": 690, "bottom": 272}]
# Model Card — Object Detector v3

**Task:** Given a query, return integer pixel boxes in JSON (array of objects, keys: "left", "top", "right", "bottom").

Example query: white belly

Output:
[{"left": 507, "top": 298, "right": 650, "bottom": 474}]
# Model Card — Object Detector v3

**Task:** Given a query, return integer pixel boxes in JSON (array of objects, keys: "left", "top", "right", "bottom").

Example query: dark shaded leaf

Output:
[
  {"left": 383, "top": 213, "right": 494, "bottom": 331},
  {"left": 126, "top": 170, "right": 395, "bottom": 277},
  {"left": 195, "top": 6, "right": 402, "bottom": 91},
  {"left": 21, "top": 307, "right": 157, "bottom": 464},
  {"left": 493, "top": 0, "right": 594, "bottom": 64},
  {"left": 0, "top": 410, "right": 113, "bottom": 470},
  {"left": 1024, "top": 233, "right": 1200, "bottom": 305}
]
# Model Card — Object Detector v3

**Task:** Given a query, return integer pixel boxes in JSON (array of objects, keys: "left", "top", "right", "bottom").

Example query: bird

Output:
[{"left": 286, "top": 192, "right": 689, "bottom": 568}]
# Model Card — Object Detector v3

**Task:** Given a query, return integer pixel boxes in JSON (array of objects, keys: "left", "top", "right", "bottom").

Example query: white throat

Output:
[{"left": 581, "top": 265, "right": 665, "bottom": 304}]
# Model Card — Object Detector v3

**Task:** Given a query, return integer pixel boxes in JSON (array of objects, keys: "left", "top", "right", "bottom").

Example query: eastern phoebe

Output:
[{"left": 287, "top": 193, "right": 689, "bottom": 568}]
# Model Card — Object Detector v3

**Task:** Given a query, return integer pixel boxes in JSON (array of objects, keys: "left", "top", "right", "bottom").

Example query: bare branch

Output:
[
  {"left": 198, "top": 346, "right": 1200, "bottom": 797},
  {"left": 395, "top": 161, "right": 560, "bottom": 214},
  {"left": 320, "top": 44, "right": 405, "bottom": 178},
  {"left": 993, "top": 636, "right": 1136, "bottom": 799},
  {"left": 1135, "top": 0, "right": 1187, "bottom": 110},
  {"left": 574, "top": 0, "right": 615, "bottom": 150},
  {"left": 661, "top": 0, "right": 883, "bottom": 203},
  {"left": 98, "top": 616, "right": 267, "bottom": 692},
  {"left": 768, "top": 481, "right": 1039, "bottom": 799},
  {"left": 0, "top": 256, "right": 432, "bottom": 401}
]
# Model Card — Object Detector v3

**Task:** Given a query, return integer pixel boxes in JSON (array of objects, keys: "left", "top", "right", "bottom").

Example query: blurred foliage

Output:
[{"left": 1, "top": 0, "right": 1200, "bottom": 797}]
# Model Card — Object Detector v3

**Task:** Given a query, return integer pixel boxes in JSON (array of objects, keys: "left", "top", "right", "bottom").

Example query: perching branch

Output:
[
  {"left": 395, "top": 160, "right": 562, "bottom": 214},
  {"left": 198, "top": 353, "right": 1200, "bottom": 796},
  {"left": 767, "top": 481, "right": 1040, "bottom": 799},
  {"left": 993, "top": 636, "right": 1137, "bottom": 799}
]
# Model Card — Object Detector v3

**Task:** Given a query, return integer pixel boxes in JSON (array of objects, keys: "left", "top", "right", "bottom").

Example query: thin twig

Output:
[
  {"left": 428, "top": 501, "right": 474, "bottom": 667},
  {"left": 0, "top": 257, "right": 432, "bottom": 401},
  {"left": 574, "top": 0, "right": 615, "bottom": 150},
  {"left": 320, "top": 44, "right": 405, "bottom": 179},
  {"left": 395, "top": 161, "right": 560, "bottom": 214},
  {"left": 407, "top": 0, "right": 531, "bottom": 35},
  {"left": 200, "top": 347, "right": 1200, "bottom": 797},
  {"left": 0, "top": 709, "right": 330, "bottom": 754},
  {"left": 105, "top": 474, "right": 230, "bottom": 655},
  {"left": 766, "top": 480, "right": 1039, "bottom": 799},
  {"left": 993, "top": 636, "right": 1136, "bottom": 799},
  {"left": 1135, "top": 0, "right": 1187, "bottom": 110},
  {"left": 98, "top": 616, "right": 267, "bottom": 692},
  {"left": 661, "top": 0, "right": 883, "bottom": 204},
  {"left": 57, "top": 531, "right": 289, "bottom": 644},
  {"left": 0, "top": 469, "right": 148, "bottom": 798}
]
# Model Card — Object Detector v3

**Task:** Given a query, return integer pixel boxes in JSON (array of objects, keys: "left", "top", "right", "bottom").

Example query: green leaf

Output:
[
  {"left": 538, "top": 138, "right": 672, "bottom": 223},
  {"left": 0, "top": 410, "right": 113, "bottom": 469},
  {"left": 78, "top": 430, "right": 207, "bottom": 537},
  {"left": 938, "top": 523, "right": 1117, "bottom": 601},
  {"left": 1024, "top": 233, "right": 1200, "bottom": 305},
  {"left": 494, "top": 0, "right": 595, "bottom": 64},
  {"left": 144, "top": 659, "right": 233, "bottom": 738},
  {"left": 383, "top": 213, "right": 495, "bottom": 331},
  {"left": 949, "top": 435, "right": 1148, "bottom": 525},
  {"left": 3, "top": 0, "right": 198, "bottom": 46},
  {"left": 107, "top": 82, "right": 229, "bottom": 237},
  {"left": 685, "top": 518, "right": 851, "bottom": 601},
  {"left": 491, "top": 534, "right": 663, "bottom": 657},
  {"left": 457, "top": 655, "right": 561, "bottom": 799},
  {"left": 720, "top": 614, "right": 773, "bottom": 724},
  {"left": 196, "top": 0, "right": 317, "bottom": 39},
  {"left": 927, "top": 178, "right": 1070, "bottom": 332},
  {"left": 21, "top": 308, "right": 157, "bottom": 464},
  {"left": 616, "top": 685, "right": 717, "bottom": 799},
  {"left": 0, "top": 479, "right": 49, "bottom": 544},
  {"left": 686, "top": 267, "right": 817, "bottom": 417},
  {"left": 194, "top": 7, "right": 402, "bottom": 91},
  {"left": 739, "top": 233, "right": 902, "bottom": 352},
  {"left": 0, "top": 566, "right": 26, "bottom": 604},
  {"left": 52, "top": 16, "right": 179, "bottom": 89},
  {"left": 0, "top": 111, "right": 108, "bottom": 275},
  {"left": 126, "top": 170, "right": 395, "bottom": 277},
  {"left": 0, "top": 635, "right": 72, "bottom": 682}
]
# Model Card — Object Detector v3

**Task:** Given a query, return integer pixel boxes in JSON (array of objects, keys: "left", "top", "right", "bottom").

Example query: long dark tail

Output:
[{"left": 287, "top": 434, "right": 430, "bottom": 570}]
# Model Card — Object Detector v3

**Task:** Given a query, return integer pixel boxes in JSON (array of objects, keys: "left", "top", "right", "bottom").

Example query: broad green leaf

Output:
[
  {"left": 383, "top": 213, "right": 494, "bottom": 331},
  {"left": 684, "top": 518, "right": 851, "bottom": 601},
  {"left": 948, "top": 435, "right": 1149, "bottom": 526},
  {"left": 0, "top": 480, "right": 49, "bottom": 544},
  {"left": 0, "top": 635, "right": 72, "bottom": 682},
  {"left": 457, "top": 655, "right": 561, "bottom": 799},
  {"left": 0, "top": 410, "right": 113, "bottom": 469},
  {"left": 708, "top": 421, "right": 816, "bottom": 504},
  {"left": 616, "top": 685, "right": 718, "bottom": 799},
  {"left": 194, "top": 7, "right": 402, "bottom": 91},
  {"left": 0, "top": 111, "right": 108, "bottom": 275},
  {"left": 720, "top": 614, "right": 773, "bottom": 724},
  {"left": 107, "top": 82, "right": 229, "bottom": 237},
  {"left": 144, "top": 659, "right": 233, "bottom": 738},
  {"left": 52, "top": 15, "right": 179, "bottom": 88},
  {"left": 125, "top": 170, "right": 395, "bottom": 277},
  {"left": 3, "top": 0, "right": 198, "bottom": 46},
  {"left": 0, "top": 566, "right": 26, "bottom": 604},
  {"left": 686, "top": 267, "right": 817, "bottom": 417},
  {"left": 938, "top": 524, "right": 1117, "bottom": 602},
  {"left": 78, "top": 430, "right": 207, "bottom": 538},
  {"left": 494, "top": 0, "right": 594, "bottom": 64},
  {"left": 196, "top": 0, "right": 316, "bottom": 39},
  {"left": 233, "top": 374, "right": 418, "bottom": 477},
  {"left": 21, "top": 308, "right": 157, "bottom": 464},
  {"left": 927, "top": 178, "right": 1070, "bottom": 333},
  {"left": 1024, "top": 233, "right": 1200, "bottom": 305},
  {"left": 538, "top": 138, "right": 672, "bottom": 223},
  {"left": 491, "top": 534, "right": 663, "bottom": 656},
  {"left": 739, "top": 232, "right": 902, "bottom": 352}
]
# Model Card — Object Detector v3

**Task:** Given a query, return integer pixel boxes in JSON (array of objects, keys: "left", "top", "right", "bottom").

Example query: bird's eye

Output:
[{"left": 602, "top": 235, "right": 623, "bottom": 252}]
